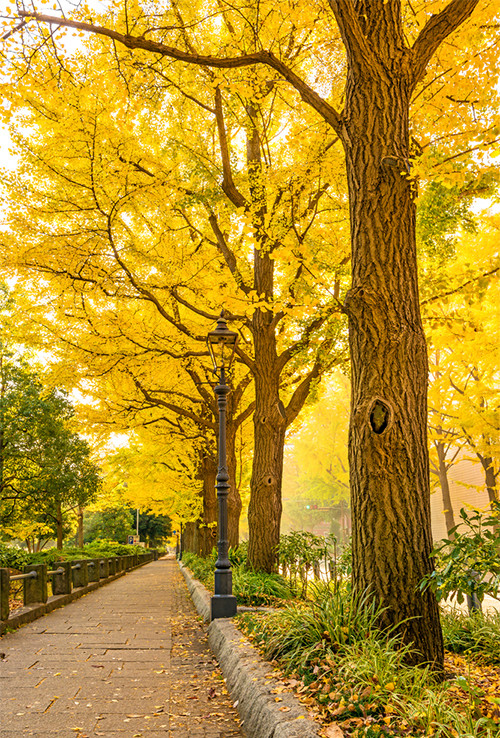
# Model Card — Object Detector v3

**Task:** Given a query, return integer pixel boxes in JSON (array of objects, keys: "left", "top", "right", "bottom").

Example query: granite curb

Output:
[{"left": 179, "top": 561, "right": 322, "bottom": 738}]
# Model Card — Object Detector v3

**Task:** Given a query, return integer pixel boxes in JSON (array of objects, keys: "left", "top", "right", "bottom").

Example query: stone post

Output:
[
  {"left": 0, "top": 568, "right": 10, "bottom": 621},
  {"left": 72, "top": 560, "right": 89, "bottom": 588},
  {"left": 23, "top": 565, "right": 48, "bottom": 606},
  {"left": 52, "top": 562, "right": 72, "bottom": 596}
]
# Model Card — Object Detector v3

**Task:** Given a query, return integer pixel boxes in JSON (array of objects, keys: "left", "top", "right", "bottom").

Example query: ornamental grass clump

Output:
[
  {"left": 239, "top": 582, "right": 387, "bottom": 670},
  {"left": 441, "top": 609, "right": 500, "bottom": 666},
  {"left": 232, "top": 567, "right": 292, "bottom": 606}
]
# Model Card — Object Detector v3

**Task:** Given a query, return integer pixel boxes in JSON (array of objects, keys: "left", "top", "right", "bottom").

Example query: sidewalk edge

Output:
[{"left": 178, "top": 561, "right": 321, "bottom": 738}]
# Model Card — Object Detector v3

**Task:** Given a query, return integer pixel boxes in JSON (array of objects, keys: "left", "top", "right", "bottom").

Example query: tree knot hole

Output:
[{"left": 369, "top": 399, "right": 391, "bottom": 435}]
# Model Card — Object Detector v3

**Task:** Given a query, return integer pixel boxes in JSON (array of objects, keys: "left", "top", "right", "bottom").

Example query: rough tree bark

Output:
[
  {"left": 477, "top": 452, "right": 499, "bottom": 505},
  {"left": 337, "top": 4, "right": 448, "bottom": 667},
  {"left": 77, "top": 506, "right": 84, "bottom": 548},
  {"left": 247, "top": 310, "right": 287, "bottom": 571},
  {"left": 225, "top": 413, "right": 242, "bottom": 549}
]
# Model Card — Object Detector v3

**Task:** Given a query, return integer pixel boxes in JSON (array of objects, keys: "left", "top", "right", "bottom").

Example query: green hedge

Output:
[{"left": 0, "top": 539, "right": 152, "bottom": 568}]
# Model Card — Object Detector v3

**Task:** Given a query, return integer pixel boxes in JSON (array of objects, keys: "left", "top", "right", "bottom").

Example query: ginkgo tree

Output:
[
  {"left": 418, "top": 181, "right": 499, "bottom": 533},
  {"left": 2, "top": 0, "right": 499, "bottom": 668},
  {"left": 0, "top": 22, "right": 349, "bottom": 571}
]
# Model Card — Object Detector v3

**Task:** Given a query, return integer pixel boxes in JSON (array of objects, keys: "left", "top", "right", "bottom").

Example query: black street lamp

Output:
[{"left": 207, "top": 310, "right": 238, "bottom": 620}]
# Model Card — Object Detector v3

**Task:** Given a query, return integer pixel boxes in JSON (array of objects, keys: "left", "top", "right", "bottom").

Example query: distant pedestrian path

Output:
[{"left": 0, "top": 557, "right": 244, "bottom": 738}]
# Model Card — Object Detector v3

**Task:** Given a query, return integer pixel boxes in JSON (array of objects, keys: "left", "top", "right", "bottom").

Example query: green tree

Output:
[
  {"left": 83, "top": 508, "right": 135, "bottom": 544},
  {"left": 137, "top": 511, "right": 172, "bottom": 547},
  {"left": 0, "top": 356, "right": 101, "bottom": 550}
]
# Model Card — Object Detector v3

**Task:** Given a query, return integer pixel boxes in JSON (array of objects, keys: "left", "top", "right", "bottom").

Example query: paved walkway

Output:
[{"left": 0, "top": 558, "right": 244, "bottom": 738}]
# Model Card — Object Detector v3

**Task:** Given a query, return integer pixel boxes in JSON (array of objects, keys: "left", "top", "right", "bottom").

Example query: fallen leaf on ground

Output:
[{"left": 323, "top": 725, "right": 344, "bottom": 737}]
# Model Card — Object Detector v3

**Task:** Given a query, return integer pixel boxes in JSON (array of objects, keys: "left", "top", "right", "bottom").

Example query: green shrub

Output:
[
  {"left": 181, "top": 551, "right": 216, "bottom": 588},
  {"left": 0, "top": 541, "right": 151, "bottom": 568},
  {"left": 0, "top": 542, "right": 30, "bottom": 570},
  {"left": 84, "top": 540, "right": 149, "bottom": 557},
  {"left": 181, "top": 551, "right": 292, "bottom": 606},
  {"left": 421, "top": 503, "right": 500, "bottom": 605},
  {"left": 278, "top": 531, "right": 338, "bottom": 598}
]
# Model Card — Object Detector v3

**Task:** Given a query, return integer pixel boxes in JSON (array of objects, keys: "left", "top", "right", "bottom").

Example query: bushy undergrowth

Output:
[
  {"left": 237, "top": 584, "right": 500, "bottom": 737},
  {"left": 0, "top": 542, "right": 31, "bottom": 570},
  {"left": 181, "top": 550, "right": 216, "bottom": 588},
  {"left": 232, "top": 566, "right": 292, "bottom": 606},
  {"left": 441, "top": 608, "right": 500, "bottom": 666},
  {"left": 181, "top": 550, "right": 292, "bottom": 606}
]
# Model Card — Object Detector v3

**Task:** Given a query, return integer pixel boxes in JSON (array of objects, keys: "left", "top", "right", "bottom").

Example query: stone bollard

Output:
[
  {"left": 87, "top": 559, "right": 100, "bottom": 583},
  {"left": 100, "top": 559, "right": 109, "bottom": 579},
  {"left": 0, "top": 568, "right": 10, "bottom": 621},
  {"left": 23, "top": 565, "right": 48, "bottom": 606},
  {"left": 52, "top": 562, "right": 72, "bottom": 596},
  {"left": 72, "top": 560, "right": 89, "bottom": 589},
  {"left": 108, "top": 558, "right": 116, "bottom": 576}
]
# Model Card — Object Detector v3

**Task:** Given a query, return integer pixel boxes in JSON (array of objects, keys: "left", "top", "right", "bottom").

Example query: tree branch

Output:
[
  {"left": 18, "top": 11, "right": 343, "bottom": 135},
  {"left": 410, "top": 0, "right": 481, "bottom": 90},
  {"left": 421, "top": 266, "right": 499, "bottom": 306},
  {"left": 327, "top": 0, "right": 391, "bottom": 83},
  {"left": 215, "top": 87, "right": 247, "bottom": 208},
  {"left": 206, "top": 211, "right": 252, "bottom": 295}
]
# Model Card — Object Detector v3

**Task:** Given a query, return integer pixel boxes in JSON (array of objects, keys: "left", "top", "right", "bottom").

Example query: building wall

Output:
[{"left": 430, "top": 454, "right": 490, "bottom": 541}]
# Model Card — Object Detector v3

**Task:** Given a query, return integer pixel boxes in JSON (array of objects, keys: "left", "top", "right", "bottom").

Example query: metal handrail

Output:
[
  {"left": 10, "top": 571, "right": 38, "bottom": 582},
  {"left": 47, "top": 567, "right": 65, "bottom": 576},
  {"left": 71, "top": 563, "right": 81, "bottom": 570}
]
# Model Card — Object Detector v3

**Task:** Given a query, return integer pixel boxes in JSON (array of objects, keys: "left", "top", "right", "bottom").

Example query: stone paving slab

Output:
[{"left": 0, "top": 558, "right": 244, "bottom": 737}]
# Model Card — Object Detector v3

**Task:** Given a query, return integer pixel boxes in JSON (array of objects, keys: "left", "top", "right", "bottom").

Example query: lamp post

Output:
[{"left": 207, "top": 310, "right": 238, "bottom": 620}]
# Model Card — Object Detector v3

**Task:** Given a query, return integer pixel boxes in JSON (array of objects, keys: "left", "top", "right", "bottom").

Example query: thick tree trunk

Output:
[
  {"left": 436, "top": 442, "right": 456, "bottom": 536},
  {"left": 183, "top": 521, "right": 197, "bottom": 554},
  {"left": 199, "top": 453, "right": 218, "bottom": 557},
  {"left": 247, "top": 310, "right": 286, "bottom": 572},
  {"left": 226, "top": 421, "right": 242, "bottom": 548},
  {"left": 344, "top": 70, "right": 443, "bottom": 667},
  {"left": 77, "top": 506, "right": 84, "bottom": 548}
]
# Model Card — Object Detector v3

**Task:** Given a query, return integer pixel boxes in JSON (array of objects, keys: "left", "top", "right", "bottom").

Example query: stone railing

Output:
[{"left": 0, "top": 550, "right": 159, "bottom": 633}]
